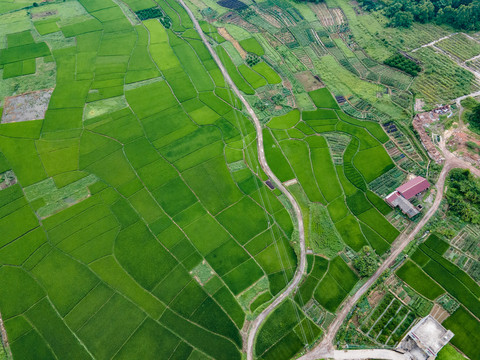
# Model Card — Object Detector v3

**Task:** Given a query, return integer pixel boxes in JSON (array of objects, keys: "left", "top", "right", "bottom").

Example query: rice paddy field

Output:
[
  {"left": 335, "top": 233, "right": 480, "bottom": 360},
  {"left": 389, "top": 234, "right": 480, "bottom": 359},
  {"left": 0, "top": 1, "right": 302, "bottom": 359},
  {"left": 1, "top": 0, "right": 474, "bottom": 358}
]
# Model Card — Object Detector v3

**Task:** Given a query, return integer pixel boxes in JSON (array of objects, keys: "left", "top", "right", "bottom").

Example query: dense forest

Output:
[
  {"left": 359, "top": 0, "right": 480, "bottom": 30},
  {"left": 446, "top": 169, "right": 480, "bottom": 224}
]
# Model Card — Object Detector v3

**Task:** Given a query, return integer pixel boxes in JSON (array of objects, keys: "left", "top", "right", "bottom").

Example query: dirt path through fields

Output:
[
  {"left": 217, "top": 27, "right": 247, "bottom": 59},
  {"left": 298, "top": 134, "right": 480, "bottom": 359},
  {"left": 177, "top": 3, "right": 308, "bottom": 360},
  {"left": 410, "top": 33, "right": 457, "bottom": 52}
]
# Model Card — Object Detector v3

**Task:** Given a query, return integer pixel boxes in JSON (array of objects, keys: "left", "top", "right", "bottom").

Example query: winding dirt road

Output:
[
  {"left": 177, "top": 5, "right": 480, "bottom": 360},
  {"left": 177, "top": 3, "right": 307, "bottom": 360},
  {"left": 299, "top": 134, "right": 480, "bottom": 360},
  {"left": 297, "top": 157, "right": 455, "bottom": 360}
]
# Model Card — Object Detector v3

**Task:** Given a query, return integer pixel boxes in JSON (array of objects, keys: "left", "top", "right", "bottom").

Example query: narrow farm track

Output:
[
  {"left": 177, "top": 2, "right": 307, "bottom": 360},
  {"left": 410, "top": 33, "right": 457, "bottom": 52}
]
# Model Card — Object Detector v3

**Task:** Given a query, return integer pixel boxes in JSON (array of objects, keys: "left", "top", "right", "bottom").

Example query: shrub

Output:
[{"left": 384, "top": 54, "right": 421, "bottom": 76}]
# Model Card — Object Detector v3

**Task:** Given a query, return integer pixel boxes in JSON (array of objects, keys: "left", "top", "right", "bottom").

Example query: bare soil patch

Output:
[
  {"left": 430, "top": 304, "right": 450, "bottom": 323},
  {"left": 31, "top": 9, "right": 58, "bottom": 19},
  {"left": 295, "top": 71, "right": 324, "bottom": 92},
  {"left": 446, "top": 129, "right": 480, "bottom": 165},
  {"left": 2, "top": 88, "right": 53, "bottom": 123},
  {"left": 414, "top": 98, "right": 425, "bottom": 112},
  {"left": 218, "top": 27, "right": 247, "bottom": 59},
  {"left": 331, "top": 8, "right": 345, "bottom": 25},
  {"left": 310, "top": 3, "right": 335, "bottom": 27},
  {"left": 367, "top": 290, "right": 385, "bottom": 308}
]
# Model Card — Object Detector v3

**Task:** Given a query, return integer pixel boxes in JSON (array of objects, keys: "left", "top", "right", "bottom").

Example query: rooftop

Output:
[
  {"left": 396, "top": 176, "right": 430, "bottom": 199},
  {"left": 391, "top": 195, "right": 419, "bottom": 218},
  {"left": 385, "top": 191, "right": 399, "bottom": 206},
  {"left": 406, "top": 316, "right": 454, "bottom": 357}
]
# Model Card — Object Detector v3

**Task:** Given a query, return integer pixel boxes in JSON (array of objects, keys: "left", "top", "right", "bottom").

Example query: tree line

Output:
[{"left": 359, "top": 0, "right": 480, "bottom": 30}]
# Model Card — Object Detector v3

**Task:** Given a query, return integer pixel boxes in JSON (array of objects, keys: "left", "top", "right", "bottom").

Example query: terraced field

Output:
[
  {"left": 0, "top": 0, "right": 404, "bottom": 359},
  {"left": 0, "top": 1, "right": 297, "bottom": 359}
]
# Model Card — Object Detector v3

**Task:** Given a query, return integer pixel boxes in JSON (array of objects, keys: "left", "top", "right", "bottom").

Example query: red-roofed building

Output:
[
  {"left": 384, "top": 176, "right": 431, "bottom": 218},
  {"left": 396, "top": 176, "right": 430, "bottom": 199},
  {"left": 385, "top": 191, "right": 400, "bottom": 206}
]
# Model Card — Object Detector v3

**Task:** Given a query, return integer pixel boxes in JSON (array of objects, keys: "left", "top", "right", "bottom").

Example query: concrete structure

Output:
[
  {"left": 386, "top": 193, "right": 420, "bottom": 217},
  {"left": 398, "top": 316, "right": 454, "bottom": 360},
  {"left": 385, "top": 177, "right": 430, "bottom": 218}
]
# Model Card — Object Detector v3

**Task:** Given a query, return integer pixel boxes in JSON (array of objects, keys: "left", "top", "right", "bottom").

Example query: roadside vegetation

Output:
[{"left": 446, "top": 169, "right": 480, "bottom": 224}]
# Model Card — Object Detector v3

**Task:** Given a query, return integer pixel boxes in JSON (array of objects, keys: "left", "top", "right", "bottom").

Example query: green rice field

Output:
[
  {"left": 396, "top": 234, "right": 480, "bottom": 359},
  {"left": 0, "top": 0, "right": 440, "bottom": 357},
  {"left": 0, "top": 2, "right": 300, "bottom": 359}
]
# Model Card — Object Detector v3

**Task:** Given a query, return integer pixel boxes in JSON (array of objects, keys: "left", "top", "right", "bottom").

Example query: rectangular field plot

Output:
[
  {"left": 313, "top": 256, "right": 358, "bottom": 312},
  {"left": 396, "top": 260, "right": 445, "bottom": 300},
  {"left": 255, "top": 299, "right": 320, "bottom": 360},
  {"left": 443, "top": 306, "right": 480, "bottom": 360}
]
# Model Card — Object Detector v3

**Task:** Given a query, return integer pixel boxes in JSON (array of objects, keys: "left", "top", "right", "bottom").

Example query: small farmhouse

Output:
[{"left": 385, "top": 176, "right": 430, "bottom": 218}]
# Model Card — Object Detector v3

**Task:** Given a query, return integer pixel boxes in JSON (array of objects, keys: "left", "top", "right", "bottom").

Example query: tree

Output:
[
  {"left": 353, "top": 246, "right": 378, "bottom": 277},
  {"left": 389, "top": 11, "right": 414, "bottom": 27},
  {"left": 360, "top": 0, "right": 480, "bottom": 30},
  {"left": 414, "top": 0, "right": 435, "bottom": 22},
  {"left": 384, "top": 2, "right": 403, "bottom": 18},
  {"left": 446, "top": 169, "right": 480, "bottom": 224},
  {"left": 468, "top": 103, "right": 480, "bottom": 130}
]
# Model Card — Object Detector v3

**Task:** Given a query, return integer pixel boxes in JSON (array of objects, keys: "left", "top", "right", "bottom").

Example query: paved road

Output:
[
  {"left": 454, "top": 90, "right": 480, "bottom": 106},
  {"left": 300, "top": 349, "right": 408, "bottom": 360},
  {"left": 177, "top": 3, "right": 307, "bottom": 360},
  {"left": 326, "top": 349, "right": 407, "bottom": 360}
]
